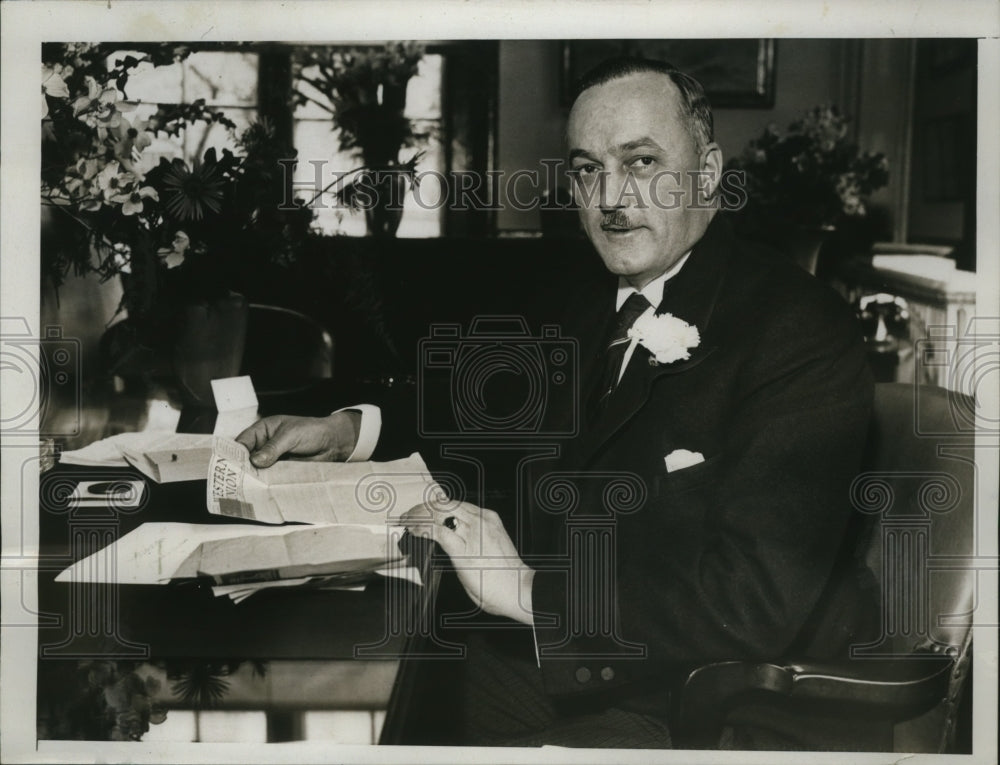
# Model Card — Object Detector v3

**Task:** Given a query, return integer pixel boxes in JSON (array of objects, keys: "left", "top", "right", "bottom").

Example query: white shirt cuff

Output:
[{"left": 330, "top": 404, "right": 381, "bottom": 462}]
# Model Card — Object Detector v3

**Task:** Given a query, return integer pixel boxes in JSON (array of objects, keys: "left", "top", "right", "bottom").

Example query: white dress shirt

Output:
[{"left": 330, "top": 403, "right": 382, "bottom": 461}]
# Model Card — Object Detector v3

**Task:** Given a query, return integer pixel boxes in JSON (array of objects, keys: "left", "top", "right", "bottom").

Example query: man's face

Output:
[{"left": 567, "top": 72, "right": 720, "bottom": 290}]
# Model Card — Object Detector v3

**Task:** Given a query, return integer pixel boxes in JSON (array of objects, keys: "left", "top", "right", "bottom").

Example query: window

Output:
[
  {"left": 115, "top": 50, "right": 259, "bottom": 173},
  {"left": 292, "top": 52, "right": 446, "bottom": 237},
  {"left": 107, "top": 42, "right": 497, "bottom": 237}
]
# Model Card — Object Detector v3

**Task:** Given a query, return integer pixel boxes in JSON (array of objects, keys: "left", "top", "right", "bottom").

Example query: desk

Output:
[{"left": 36, "top": 434, "right": 439, "bottom": 743}]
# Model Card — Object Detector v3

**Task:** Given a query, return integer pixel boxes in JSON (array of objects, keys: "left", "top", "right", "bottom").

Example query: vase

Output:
[
  {"left": 172, "top": 292, "right": 249, "bottom": 406},
  {"left": 363, "top": 168, "right": 410, "bottom": 238}
]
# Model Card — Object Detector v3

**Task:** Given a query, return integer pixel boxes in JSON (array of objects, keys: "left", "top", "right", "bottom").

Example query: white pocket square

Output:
[{"left": 664, "top": 449, "right": 705, "bottom": 473}]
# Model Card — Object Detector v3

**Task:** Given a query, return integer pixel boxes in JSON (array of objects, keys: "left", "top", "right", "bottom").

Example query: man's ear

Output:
[{"left": 698, "top": 143, "right": 724, "bottom": 203}]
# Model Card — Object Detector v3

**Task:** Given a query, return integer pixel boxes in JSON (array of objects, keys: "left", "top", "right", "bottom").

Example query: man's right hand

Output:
[{"left": 235, "top": 412, "right": 360, "bottom": 468}]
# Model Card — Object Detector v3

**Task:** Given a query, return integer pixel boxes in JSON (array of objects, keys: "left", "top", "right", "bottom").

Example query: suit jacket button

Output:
[
  {"left": 575, "top": 667, "right": 591, "bottom": 684},
  {"left": 600, "top": 666, "right": 615, "bottom": 681}
]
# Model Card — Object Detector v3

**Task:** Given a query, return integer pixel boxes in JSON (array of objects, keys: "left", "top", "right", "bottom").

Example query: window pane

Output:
[
  {"left": 396, "top": 137, "right": 445, "bottom": 238},
  {"left": 128, "top": 103, "right": 255, "bottom": 171},
  {"left": 182, "top": 51, "right": 259, "bottom": 106},
  {"left": 292, "top": 48, "right": 444, "bottom": 237},
  {"left": 197, "top": 710, "right": 267, "bottom": 743},
  {"left": 141, "top": 710, "right": 197, "bottom": 742},
  {"left": 405, "top": 55, "right": 442, "bottom": 118},
  {"left": 107, "top": 50, "right": 258, "bottom": 167},
  {"left": 293, "top": 120, "right": 444, "bottom": 238},
  {"left": 292, "top": 120, "right": 367, "bottom": 236},
  {"left": 294, "top": 65, "right": 335, "bottom": 120},
  {"left": 301, "top": 711, "right": 375, "bottom": 744},
  {"left": 115, "top": 53, "right": 183, "bottom": 103},
  {"left": 296, "top": 53, "right": 442, "bottom": 119},
  {"left": 109, "top": 50, "right": 259, "bottom": 108},
  {"left": 182, "top": 109, "right": 257, "bottom": 160}
]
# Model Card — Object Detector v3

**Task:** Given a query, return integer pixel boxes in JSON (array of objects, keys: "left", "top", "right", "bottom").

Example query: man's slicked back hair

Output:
[{"left": 572, "top": 57, "right": 714, "bottom": 153}]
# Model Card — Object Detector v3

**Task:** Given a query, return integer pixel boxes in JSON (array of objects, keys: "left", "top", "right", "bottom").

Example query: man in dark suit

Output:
[{"left": 237, "top": 58, "right": 876, "bottom": 748}]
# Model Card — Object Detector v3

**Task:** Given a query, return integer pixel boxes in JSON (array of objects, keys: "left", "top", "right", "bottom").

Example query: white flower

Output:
[
  {"left": 42, "top": 64, "right": 70, "bottom": 118},
  {"left": 627, "top": 312, "right": 700, "bottom": 365},
  {"left": 111, "top": 243, "right": 132, "bottom": 274},
  {"left": 120, "top": 186, "right": 158, "bottom": 216}
]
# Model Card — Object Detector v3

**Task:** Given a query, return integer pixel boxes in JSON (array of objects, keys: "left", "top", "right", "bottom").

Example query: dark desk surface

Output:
[
  {"left": 36, "top": 380, "right": 441, "bottom": 741},
  {"left": 37, "top": 465, "right": 432, "bottom": 662}
]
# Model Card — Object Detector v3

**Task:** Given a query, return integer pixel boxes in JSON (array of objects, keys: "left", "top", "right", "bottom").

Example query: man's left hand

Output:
[{"left": 402, "top": 499, "right": 535, "bottom": 625}]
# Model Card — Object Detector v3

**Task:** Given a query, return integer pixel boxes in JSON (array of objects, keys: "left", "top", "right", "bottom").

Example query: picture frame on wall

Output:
[{"left": 561, "top": 39, "right": 776, "bottom": 108}]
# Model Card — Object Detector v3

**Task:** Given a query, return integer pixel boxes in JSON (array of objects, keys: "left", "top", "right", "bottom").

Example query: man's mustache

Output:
[{"left": 601, "top": 211, "right": 634, "bottom": 230}]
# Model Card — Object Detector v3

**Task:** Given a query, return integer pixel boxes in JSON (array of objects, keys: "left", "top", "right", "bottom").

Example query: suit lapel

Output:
[
  {"left": 582, "top": 280, "right": 618, "bottom": 388},
  {"left": 571, "top": 214, "right": 734, "bottom": 467}
]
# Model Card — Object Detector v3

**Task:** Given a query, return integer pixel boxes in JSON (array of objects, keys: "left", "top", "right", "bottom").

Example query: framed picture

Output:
[{"left": 561, "top": 39, "right": 776, "bottom": 108}]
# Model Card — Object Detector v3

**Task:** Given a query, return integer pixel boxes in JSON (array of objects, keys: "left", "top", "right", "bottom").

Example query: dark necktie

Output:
[{"left": 593, "top": 292, "right": 651, "bottom": 415}]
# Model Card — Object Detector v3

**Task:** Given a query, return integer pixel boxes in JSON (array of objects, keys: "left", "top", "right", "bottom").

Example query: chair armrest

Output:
[
  {"left": 780, "top": 654, "right": 953, "bottom": 707},
  {"left": 673, "top": 654, "right": 953, "bottom": 749}
]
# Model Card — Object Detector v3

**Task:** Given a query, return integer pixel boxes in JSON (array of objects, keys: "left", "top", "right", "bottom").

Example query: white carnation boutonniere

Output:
[{"left": 627, "top": 312, "right": 700, "bottom": 365}]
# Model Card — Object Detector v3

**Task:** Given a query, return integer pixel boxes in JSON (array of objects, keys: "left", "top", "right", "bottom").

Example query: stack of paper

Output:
[
  {"left": 54, "top": 521, "right": 422, "bottom": 602},
  {"left": 56, "top": 444, "right": 440, "bottom": 602},
  {"left": 212, "top": 562, "right": 423, "bottom": 603}
]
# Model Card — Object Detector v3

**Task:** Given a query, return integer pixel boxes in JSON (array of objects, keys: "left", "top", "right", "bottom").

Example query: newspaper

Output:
[{"left": 207, "top": 437, "right": 441, "bottom": 525}]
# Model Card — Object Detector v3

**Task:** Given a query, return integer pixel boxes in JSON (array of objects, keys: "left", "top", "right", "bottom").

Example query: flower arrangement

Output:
[
  {"left": 727, "top": 105, "right": 889, "bottom": 232},
  {"left": 292, "top": 43, "right": 428, "bottom": 235},
  {"left": 42, "top": 43, "right": 316, "bottom": 385},
  {"left": 41, "top": 43, "right": 313, "bottom": 300},
  {"left": 293, "top": 42, "right": 426, "bottom": 166},
  {"left": 43, "top": 44, "right": 221, "bottom": 287}
]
